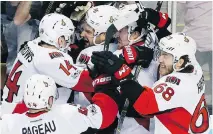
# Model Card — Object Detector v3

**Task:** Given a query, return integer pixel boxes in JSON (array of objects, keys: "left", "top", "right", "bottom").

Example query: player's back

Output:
[
  {"left": 2, "top": 38, "right": 74, "bottom": 103},
  {"left": 152, "top": 63, "right": 210, "bottom": 134},
  {"left": 1, "top": 104, "right": 101, "bottom": 134}
]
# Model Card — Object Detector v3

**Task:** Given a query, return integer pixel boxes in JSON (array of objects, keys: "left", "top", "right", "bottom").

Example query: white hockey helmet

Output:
[
  {"left": 159, "top": 32, "right": 197, "bottom": 71},
  {"left": 24, "top": 74, "right": 58, "bottom": 110},
  {"left": 39, "top": 13, "right": 75, "bottom": 52},
  {"left": 118, "top": 4, "right": 147, "bottom": 45},
  {"left": 85, "top": 5, "right": 120, "bottom": 45}
]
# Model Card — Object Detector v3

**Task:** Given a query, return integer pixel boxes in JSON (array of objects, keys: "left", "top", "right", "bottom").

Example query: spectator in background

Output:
[
  {"left": 1, "top": 32, "right": 8, "bottom": 100},
  {"left": 182, "top": 1, "right": 212, "bottom": 113},
  {"left": 1, "top": 1, "right": 41, "bottom": 74}
]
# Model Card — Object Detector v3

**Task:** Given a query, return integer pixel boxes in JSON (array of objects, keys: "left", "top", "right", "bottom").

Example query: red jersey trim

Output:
[
  {"left": 26, "top": 111, "right": 47, "bottom": 118},
  {"left": 72, "top": 70, "right": 94, "bottom": 92},
  {"left": 92, "top": 93, "right": 118, "bottom": 129},
  {"left": 133, "top": 86, "right": 159, "bottom": 115},
  {"left": 156, "top": 107, "right": 192, "bottom": 134},
  {"left": 12, "top": 102, "right": 28, "bottom": 114}
]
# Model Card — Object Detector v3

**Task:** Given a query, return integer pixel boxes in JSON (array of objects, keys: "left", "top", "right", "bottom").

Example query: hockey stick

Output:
[
  {"left": 156, "top": 1, "right": 163, "bottom": 12},
  {"left": 104, "top": 24, "right": 118, "bottom": 51}
]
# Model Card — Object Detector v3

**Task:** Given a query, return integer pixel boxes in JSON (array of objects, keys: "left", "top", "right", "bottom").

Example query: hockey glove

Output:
[
  {"left": 137, "top": 8, "right": 171, "bottom": 29},
  {"left": 91, "top": 51, "right": 133, "bottom": 81},
  {"left": 122, "top": 45, "right": 154, "bottom": 68},
  {"left": 92, "top": 74, "right": 119, "bottom": 92}
]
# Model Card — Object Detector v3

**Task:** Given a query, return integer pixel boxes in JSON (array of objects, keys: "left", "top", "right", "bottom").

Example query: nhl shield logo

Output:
[
  {"left": 40, "top": 28, "right": 44, "bottom": 34},
  {"left": 184, "top": 37, "right": 189, "bottom": 43},
  {"left": 61, "top": 19, "right": 66, "bottom": 26}
]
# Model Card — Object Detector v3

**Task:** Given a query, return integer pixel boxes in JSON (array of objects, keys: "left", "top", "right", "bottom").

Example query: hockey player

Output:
[
  {"left": 2, "top": 13, "right": 94, "bottom": 104},
  {"left": 103, "top": 4, "right": 171, "bottom": 134},
  {"left": 1, "top": 74, "right": 120, "bottom": 134},
  {"left": 73, "top": 5, "right": 120, "bottom": 108},
  {"left": 91, "top": 33, "right": 211, "bottom": 134},
  {"left": 76, "top": 5, "right": 119, "bottom": 67}
]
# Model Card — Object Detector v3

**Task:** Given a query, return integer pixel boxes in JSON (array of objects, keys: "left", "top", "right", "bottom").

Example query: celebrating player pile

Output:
[
  {"left": 91, "top": 33, "right": 211, "bottom": 134},
  {"left": 1, "top": 2, "right": 211, "bottom": 134}
]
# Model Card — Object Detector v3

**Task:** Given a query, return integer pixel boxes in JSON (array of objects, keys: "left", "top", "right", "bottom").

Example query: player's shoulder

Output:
[
  {"left": 2, "top": 113, "right": 24, "bottom": 125},
  {"left": 51, "top": 104, "right": 79, "bottom": 115},
  {"left": 34, "top": 47, "right": 73, "bottom": 65}
]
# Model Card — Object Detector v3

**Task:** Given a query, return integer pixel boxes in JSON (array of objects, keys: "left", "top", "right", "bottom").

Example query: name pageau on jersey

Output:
[{"left": 1, "top": 90, "right": 119, "bottom": 134}]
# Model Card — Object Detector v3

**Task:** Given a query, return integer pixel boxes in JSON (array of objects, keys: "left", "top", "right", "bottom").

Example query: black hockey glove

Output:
[
  {"left": 91, "top": 51, "right": 133, "bottom": 81},
  {"left": 137, "top": 8, "right": 171, "bottom": 29}
]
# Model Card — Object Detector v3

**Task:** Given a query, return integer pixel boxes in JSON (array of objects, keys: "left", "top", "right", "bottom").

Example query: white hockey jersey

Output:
[
  {"left": 1, "top": 104, "right": 101, "bottom": 134},
  {"left": 1, "top": 102, "right": 117, "bottom": 134},
  {"left": 3, "top": 38, "right": 94, "bottom": 103},
  {"left": 133, "top": 62, "right": 211, "bottom": 134},
  {"left": 1, "top": 91, "right": 119, "bottom": 134}
]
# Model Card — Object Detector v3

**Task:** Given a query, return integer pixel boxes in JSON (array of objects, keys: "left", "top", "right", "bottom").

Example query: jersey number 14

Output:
[{"left": 5, "top": 60, "right": 23, "bottom": 102}]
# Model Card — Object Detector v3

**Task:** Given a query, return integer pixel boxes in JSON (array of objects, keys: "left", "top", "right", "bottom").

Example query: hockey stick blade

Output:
[{"left": 104, "top": 24, "right": 118, "bottom": 51}]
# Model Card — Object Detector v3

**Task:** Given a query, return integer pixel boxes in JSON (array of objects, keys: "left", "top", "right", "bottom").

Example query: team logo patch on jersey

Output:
[
  {"left": 70, "top": 69, "right": 81, "bottom": 79},
  {"left": 90, "top": 104, "right": 97, "bottom": 115},
  {"left": 49, "top": 52, "right": 64, "bottom": 59},
  {"left": 109, "top": 16, "right": 115, "bottom": 23},
  {"left": 78, "top": 107, "right": 88, "bottom": 116},
  {"left": 79, "top": 54, "right": 90, "bottom": 64},
  {"left": 61, "top": 19, "right": 66, "bottom": 26},
  {"left": 40, "top": 28, "right": 44, "bottom": 34},
  {"left": 43, "top": 81, "right": 48, "bottom": 87}
]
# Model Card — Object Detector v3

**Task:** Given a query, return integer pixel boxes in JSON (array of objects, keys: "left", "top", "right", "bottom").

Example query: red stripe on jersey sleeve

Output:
[
  {"left": 92, "top": 93, "right": 118, "bottom": 129},
  {"left": 72, "top": 70, "right": 94, "bottom": 92},
  {"left": 158, "top": 12, "right": 169, "bottom": 28},
  {"left": 133, "top": 86, "right": 159, "bottom": 115},
  {"left": 156, "top": 107, "right": 192, "bottom": 134},
  {"left": 12, "top": 101, "right": 28, "bottom": 114}
]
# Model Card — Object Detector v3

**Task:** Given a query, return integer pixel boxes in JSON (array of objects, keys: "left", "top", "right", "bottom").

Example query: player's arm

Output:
[
  {"left": 141, "top": 8, "right": 171, "bottom": 29},
  {"left": 119, "top": 79, "right": 180, "bottom": 116},
  {"left": 138, "top": 8, "right": 172, "bottom": 39},
  {"left": 63, "top": 77, "right": 120, "bottom": 133},
  {"left": 34, "top": 52, "right": 94, "bottom": 92},
  {"left": 86, "top": 89, "right": 119, "bottom": 129}
]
